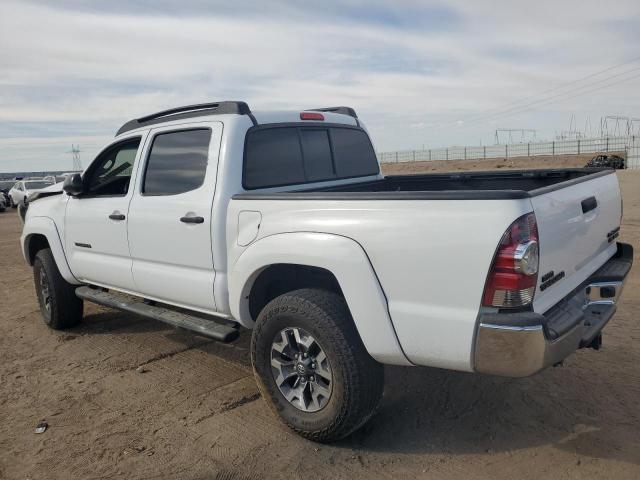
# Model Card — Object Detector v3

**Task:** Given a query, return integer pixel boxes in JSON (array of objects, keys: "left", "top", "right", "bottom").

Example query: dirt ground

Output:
[{"left": 1, "top": 161, "right": 639, "bottom": 479}]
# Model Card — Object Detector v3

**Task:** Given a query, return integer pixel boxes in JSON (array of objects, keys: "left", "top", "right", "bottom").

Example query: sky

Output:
[{"left": 1, "top": 0, "right": 640, "bottom": 172}]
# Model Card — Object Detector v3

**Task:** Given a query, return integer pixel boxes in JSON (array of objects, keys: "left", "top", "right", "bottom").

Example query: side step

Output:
[{"left": 75, "top": 286, "right": 239, "bottom": 342}]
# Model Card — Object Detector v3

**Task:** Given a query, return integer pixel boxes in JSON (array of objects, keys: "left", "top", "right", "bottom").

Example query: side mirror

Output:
[{"left": 63, "top": 173, "right": 84, "bottom": 196}]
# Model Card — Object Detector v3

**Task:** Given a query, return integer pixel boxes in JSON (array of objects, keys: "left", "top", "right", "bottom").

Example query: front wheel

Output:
[
  {"left": 251, "top": 288, "right": 384, "bottom": 442},
  {"left": 17, "top": 202, "right": 27, "bottom": 222},
  {"left": 33, "top": 248, "right": 83, "bottom": 329}
]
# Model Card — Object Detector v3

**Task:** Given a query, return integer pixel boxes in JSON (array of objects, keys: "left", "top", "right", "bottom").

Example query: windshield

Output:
[{"left": 25, "top": 181, "right": 53, "bottom": 190}]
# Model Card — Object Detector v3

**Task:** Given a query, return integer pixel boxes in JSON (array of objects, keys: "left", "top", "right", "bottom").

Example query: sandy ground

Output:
[{"left": 1, "top": 162, "right": 639, "bottom": 479}]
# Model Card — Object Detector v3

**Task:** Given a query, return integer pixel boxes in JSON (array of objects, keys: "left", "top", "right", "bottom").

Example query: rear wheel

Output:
[
  {"left": 251, "top": 288, "right": 384, "bottom": 442},
  {"left": 33, "top": 248, "right": 83, "bottom": 329}
]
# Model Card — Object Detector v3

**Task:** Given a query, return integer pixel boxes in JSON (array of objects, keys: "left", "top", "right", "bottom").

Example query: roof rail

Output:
[
  {"left": 308, "top": 106, "right": 358, "bottom": 119},
  {"left": 116, "top": 101, "right": 252, "bottom": 136}
]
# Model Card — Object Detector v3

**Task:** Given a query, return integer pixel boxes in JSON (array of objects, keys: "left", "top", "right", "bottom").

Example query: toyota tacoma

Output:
[{"left": 21, "top": 102, "right": 633, "bottom": 441}]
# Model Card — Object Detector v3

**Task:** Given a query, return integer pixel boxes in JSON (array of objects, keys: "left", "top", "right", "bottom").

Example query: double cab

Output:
[{"left": 21, "top": 102, "right": 633, "bottom": 441}]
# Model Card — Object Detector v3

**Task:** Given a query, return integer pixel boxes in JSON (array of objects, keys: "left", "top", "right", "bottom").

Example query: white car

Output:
[
  {"left": 20, "top": 102, "right": 633, "bottom": 441},
  {"left": 8, "top": 179, "right": 55, "bottom": 208}
]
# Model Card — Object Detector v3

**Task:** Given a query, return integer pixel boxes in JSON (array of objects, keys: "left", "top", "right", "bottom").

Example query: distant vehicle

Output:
[
  {"left": 56, "top": 172, "right": 80, "bottom": 183},
  {"left": 585, "top": 154, "right": 626, "bottom": 169},
  {"left": 0, "top": 181, "right": 14, "bottom": 209},
  {"left": 42, "top": 175, "right": 58, "bottom": 184},
  {"left": 8, "top": 179, "right": 55, "bottom": 208},
  {"left": 0, "top": 192, "right": 6, "bottom": 212}
]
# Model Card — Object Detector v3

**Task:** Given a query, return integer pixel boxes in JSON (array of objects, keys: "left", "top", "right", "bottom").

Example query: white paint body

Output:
[{"left": 20, "top": 110, "right": 622, "bottom": 372}]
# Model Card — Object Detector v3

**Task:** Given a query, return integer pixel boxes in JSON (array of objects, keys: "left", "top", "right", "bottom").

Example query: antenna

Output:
[{"left": 67, "top": 144, "right": 82, "bottom": 171}]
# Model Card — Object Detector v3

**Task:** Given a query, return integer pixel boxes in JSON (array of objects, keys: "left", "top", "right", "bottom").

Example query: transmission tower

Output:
[
  {"left": 600, "top": 115, "right": 632, "bottom": 137},
  {"left": 67, "top": 144, "right": 82, "bottom": 171},
  {"left": 583, "top": 116, "right": 593, "bottom": 138},
  {"left": 494, "top": 129, "right": 537, "bottom": 144},
  {"left": 556, "top": 114, "right": 584, "bottom": 140}
]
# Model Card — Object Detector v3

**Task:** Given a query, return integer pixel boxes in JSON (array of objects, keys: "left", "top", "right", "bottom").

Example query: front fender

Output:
[
  {"left": 229, "top": 232, "right": 411, "bottom": 366},
  {"left": 21, "top": 216, "right": 80, "bottom": 285}
]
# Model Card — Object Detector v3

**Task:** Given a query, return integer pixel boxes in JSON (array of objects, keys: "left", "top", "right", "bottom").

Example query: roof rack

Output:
[
  {"left": 308, "top": 106, "right": 358, "bottom": 119},
  {"left": 116, "top": 101, "right": 252, "bottom": 136}
]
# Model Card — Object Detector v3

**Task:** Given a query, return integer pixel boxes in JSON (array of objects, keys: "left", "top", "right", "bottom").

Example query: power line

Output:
[
  {"left": 473, "top": 70, "right": 640, "bottom": 125},
  {"left": 465, "top": 66, "right": 640, "bottom": 125},
  {"left": 464, "top": 55, "right": 640, "bottom": 122}
]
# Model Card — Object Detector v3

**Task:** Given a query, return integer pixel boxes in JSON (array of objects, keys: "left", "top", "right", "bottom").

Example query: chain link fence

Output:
[{"left": 378, "top": 136, "right": 640, "bottom": 169}]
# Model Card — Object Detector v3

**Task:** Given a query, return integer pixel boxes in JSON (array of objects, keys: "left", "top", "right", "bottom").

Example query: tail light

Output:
[{"left": 482, "top": 212, "right": 539, "bottom": 308}]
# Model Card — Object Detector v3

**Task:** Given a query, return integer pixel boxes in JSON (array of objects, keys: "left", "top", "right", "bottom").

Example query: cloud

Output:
[{"left": 1, "top": 0, "right": 639, "bottom": 171}]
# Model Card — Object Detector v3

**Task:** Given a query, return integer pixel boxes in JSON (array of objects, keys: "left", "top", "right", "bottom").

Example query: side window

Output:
[
  {"left": 142, "top": 129, "right": 211, "bottom": 196},
  {"left": 84, "top": 138, "right": 141, "bottom": 196}
]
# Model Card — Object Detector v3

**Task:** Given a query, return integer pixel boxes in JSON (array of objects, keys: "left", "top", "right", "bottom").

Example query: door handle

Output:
[
  {"left": 109, "top": 212, "right": 126, "bottom": 221},
  {"left": 180, "top": 215, "right": 204, "bottom": 224},
  {"left": 581, "top": 196, "right": 598, "bottom": 214}
]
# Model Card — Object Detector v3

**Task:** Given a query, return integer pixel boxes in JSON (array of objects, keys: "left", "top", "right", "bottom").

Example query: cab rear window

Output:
[{"left": 243, "top": 125, "right": 379, "bottom": 190}]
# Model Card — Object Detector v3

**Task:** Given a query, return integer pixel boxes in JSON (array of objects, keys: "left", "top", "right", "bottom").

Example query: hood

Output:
[{"left": 26, "top": 182, "right": 63, "bottom": 203}]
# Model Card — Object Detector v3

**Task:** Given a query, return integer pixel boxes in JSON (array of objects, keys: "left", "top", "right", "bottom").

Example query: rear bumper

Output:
[{"left": 474, "top": 242, "right": 633, "bottom": 377}]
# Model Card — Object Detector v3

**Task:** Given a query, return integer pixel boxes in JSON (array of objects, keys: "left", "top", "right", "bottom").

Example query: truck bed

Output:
[
  {"left": 234, "top": 168, "right": 612, "bottom": 201},
  {"left": 319, "top": 168, "right": 611, "bottom": 196},
  {"left": 229, "top": 164, "right": 622, "bottom": 371}
]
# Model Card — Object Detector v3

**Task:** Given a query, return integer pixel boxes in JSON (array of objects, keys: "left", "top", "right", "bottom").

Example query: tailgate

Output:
[{"left": 531, "top": 171, "right": 621, "bottom": 314}]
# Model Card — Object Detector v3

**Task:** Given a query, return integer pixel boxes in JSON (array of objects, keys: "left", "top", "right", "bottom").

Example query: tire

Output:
[
  {"left": 33, "top": 248, "right": 83, "bottom": 329},
  {"left": 17, "top": 202, "right": 27, "bottom": 222},
  {"left": 251, "top": 288, "right": 384, "bottom": 442}
]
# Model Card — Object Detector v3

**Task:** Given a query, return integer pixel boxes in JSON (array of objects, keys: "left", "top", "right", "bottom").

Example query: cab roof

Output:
[{"left": 116, "top": 102, "right": 359, "bottom": 136}]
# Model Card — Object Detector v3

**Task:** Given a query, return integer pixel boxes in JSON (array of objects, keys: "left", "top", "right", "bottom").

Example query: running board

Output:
[{"left": 75, "top": 286, "right": 239, "bottom": 342}]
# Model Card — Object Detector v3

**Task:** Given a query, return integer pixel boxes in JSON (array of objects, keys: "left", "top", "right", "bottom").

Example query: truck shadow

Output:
[
  {"left": 343, "top": 364, "right": 639, "bottom": 465},
  {"left": 72, "top": 311, "right": 638, "bottom": 466}
]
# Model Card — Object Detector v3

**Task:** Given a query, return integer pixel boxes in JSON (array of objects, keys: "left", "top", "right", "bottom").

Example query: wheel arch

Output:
[
  {"left": 21, "top": 216, "right": 80, "bottom": 285},
  {"left": 229, "top": 232, "right": 411, "bottom": 365}
]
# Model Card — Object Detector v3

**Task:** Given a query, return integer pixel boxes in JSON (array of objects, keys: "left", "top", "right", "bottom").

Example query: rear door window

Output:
[
  {"left": 142, "top": 129, "right": 211, "bottom": 196},
  {"left": 243, "top": 125, "right": 378, "bottom": 189}
]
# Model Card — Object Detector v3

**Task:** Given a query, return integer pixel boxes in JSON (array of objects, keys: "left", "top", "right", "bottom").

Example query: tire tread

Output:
[
  {"left": 34, "top": 248, "right": 83, "bottom": 329},
  {"left": 251, "top": 288, "right": 384, "bottom": 442}
]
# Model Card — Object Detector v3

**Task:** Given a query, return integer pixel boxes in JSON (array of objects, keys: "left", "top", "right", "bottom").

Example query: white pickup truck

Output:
[{"left": 21, "top": 102, "right": 633, "bottom": 441}]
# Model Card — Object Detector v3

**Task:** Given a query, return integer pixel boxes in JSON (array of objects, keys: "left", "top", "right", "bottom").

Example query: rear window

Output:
[{"left": 243, "top": 126, "right": 379, "bottom": 189}]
